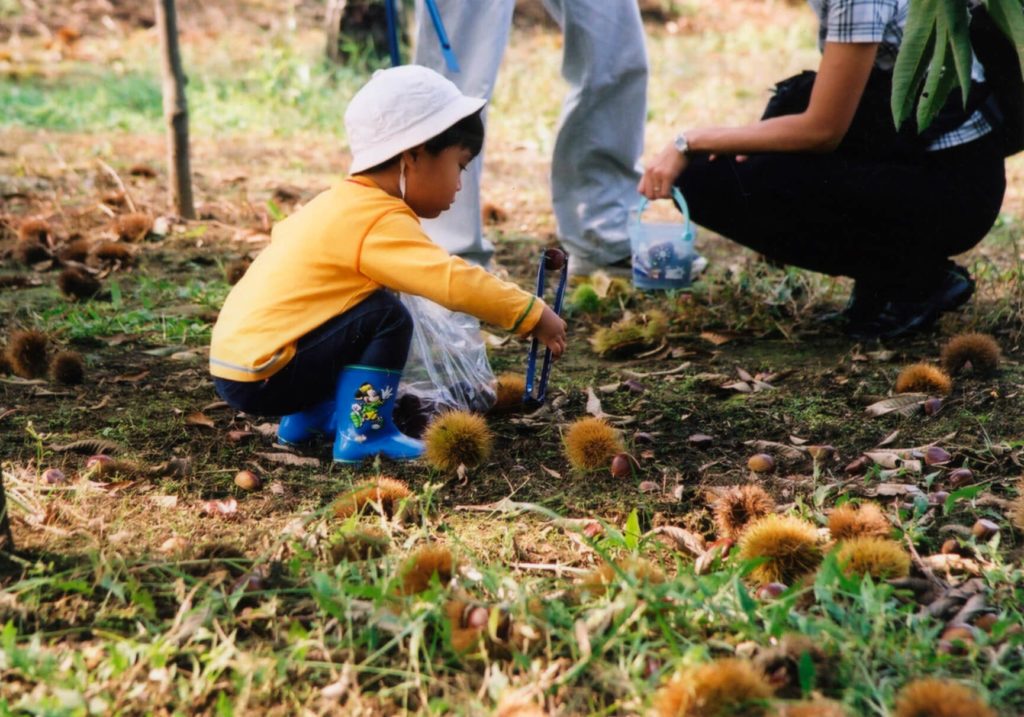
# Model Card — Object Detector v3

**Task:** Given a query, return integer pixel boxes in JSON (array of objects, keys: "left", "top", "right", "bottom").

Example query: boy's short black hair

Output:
[
  {"left": 424, "top": 108, "right": 484, "bottom": 159},
  {"left": 361, "top": 109, "right": 485, "bottom": 174}
]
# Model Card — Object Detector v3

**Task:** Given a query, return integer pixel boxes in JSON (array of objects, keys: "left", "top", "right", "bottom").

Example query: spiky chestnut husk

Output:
[
  {"left": 652, "top": 658, "right": 774, "bottom": 717},
  {"left": 56, "top": 237, "right": 94, "bottom": 263},
  {"left": 569, "top": 283, "right": 602, "bottom": 313},
  {"left": 400, "top": 544, "right": 456, "bottom": 595},
  {"left": 329, "top": 526, "right": 390, "bottom": 563},
  {"left": 737, "top": 514, "right": 822, "bottom": 587},
  {"left": 753, "top": 634, "right": 836, "bottom": 700},
  {"left": 87, "top": 241, "right": 135, "bottom": 268},
  {"left": 940, "top": 332, "right": 1001, "bottom": 376},
  {"left": 423, "top": 410, "right": 493, "bottom": 471},
  {"left": 129, "top": 164, "right": 157, "bottom": 178},
  {"left": 833, "top": 536, "right": 910, "bottom": 580},
  {"left": 564, "top": 416, "right": 623, "bottom": 471},
  {"left": 828, "top": 502, "right": 892, "bottom": 541},
  {"left": 490, "top": 372, "right": 527, "bottom": 413},
  {"left": 578, "top": 557, "right": 665, "bottom": 598},
  {"left": 13, "top": 238, "right": 50, "bottom": 265},
  {"left": 591, "top": 310, "right": 668, "bottom": 359},
  {"left": 768, "top": 701, "right": 850, "bottom": 717},
  {"left": 714, "top": 484, "right": 776, "bottom": 540},
  {"left": 57, "top": 267, "right": 101, "bottom": 300},
  {"left": 446, "top": 598, "right": 487, "bottom": 654},
  {"left": 333, "top": 476, "right": 413, "bottom": 519},
  {"left": 894, "top": 362, "right": 952, "bottom": 396},
  {"left": 7, "top": 329, "right": 49, "bottom": 379},
  {"left": 51, "top": 351, "right": 85, "bottom": 385},
  {"left": 18, "top": 217, "right": 52, "bottom": 244},
  {"left": 893, "top": 679, "right": 996, "bottom": 717},
  {"left": 112, "top": 212, "right": 153, "bottom": 242},
  {"left": 0, "top": 275, "right": 30, "bottom": 290},
  {"left": 225, "top": 259, "right": 251, "bottom": 285}
]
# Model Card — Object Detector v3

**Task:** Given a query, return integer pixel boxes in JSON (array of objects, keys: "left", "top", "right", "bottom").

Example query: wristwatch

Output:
[{"left": 673, "top": 131, "right": 690, "bottom": 156}]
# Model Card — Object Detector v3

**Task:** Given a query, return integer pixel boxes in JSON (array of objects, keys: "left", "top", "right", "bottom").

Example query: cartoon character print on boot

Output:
[{"left": 350, "top": 381, "right": 393, "bottom": 440}]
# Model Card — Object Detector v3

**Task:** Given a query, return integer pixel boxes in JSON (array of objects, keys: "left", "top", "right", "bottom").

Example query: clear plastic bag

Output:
[{"left": 394, "top": 293, "right": 496, "bottom": 437}]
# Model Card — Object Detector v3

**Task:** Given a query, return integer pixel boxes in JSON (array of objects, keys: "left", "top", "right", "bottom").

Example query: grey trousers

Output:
[{"left": 412, "top": 0, "right": 648, "bottom": 267}]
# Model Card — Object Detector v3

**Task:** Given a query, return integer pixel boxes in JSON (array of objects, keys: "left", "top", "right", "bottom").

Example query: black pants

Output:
[{"left": 676, "top": 131, "right": 1006, "bottom": 294}]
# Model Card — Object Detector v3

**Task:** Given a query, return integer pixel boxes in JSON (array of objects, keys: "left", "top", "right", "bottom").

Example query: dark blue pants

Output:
[{"left": 213, "top": 290, "right": 413, "bottom": 416}]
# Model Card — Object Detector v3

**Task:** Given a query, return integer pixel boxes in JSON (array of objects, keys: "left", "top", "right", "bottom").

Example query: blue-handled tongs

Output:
[
  {"left": 385, "top": 0, "right": 460, "bottom": 73},
  {"left": 524, "top": 248, "right": 568, "bottom": 409}
]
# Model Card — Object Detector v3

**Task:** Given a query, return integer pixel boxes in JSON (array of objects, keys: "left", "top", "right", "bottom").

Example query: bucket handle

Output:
[{"left": 635, "top": 186, "right": 692, "bottom": 231}]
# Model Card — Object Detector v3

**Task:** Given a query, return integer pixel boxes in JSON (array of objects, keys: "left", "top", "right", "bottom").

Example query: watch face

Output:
[{"left": 674, "top": 134, "right": 688, "bottom": 153}]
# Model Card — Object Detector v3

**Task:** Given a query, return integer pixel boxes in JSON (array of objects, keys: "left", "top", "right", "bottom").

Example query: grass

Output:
[{"left": 3, "top": 1, "right": 1024, "bottom": 715}]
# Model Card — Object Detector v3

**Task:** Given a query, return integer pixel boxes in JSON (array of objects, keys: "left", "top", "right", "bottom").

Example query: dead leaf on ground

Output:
[
  {"left": 584, "top": 387, "right": 634, "bottom": 424},
  {"left": 620, "top": 362, "right": 692, "bottom": 380},
  {"left": 876, "top": 429, "right": 900, "bottom": 447},
  {"left": 742, "top": 439, "right": 805, "bottom": 461},
  {"left": 865, "top": 393, "right": 927, "bottom": 417},
  {"left": 701, "top": 331, "right": 737, "bottom": 346},
  {"left": 185, "top": 412, "right": 216, "bottom": 429},
  {"left": 648, "top": 525, "right": 706, "bottom": 556},
  {"left": 112, "top": 370, "right": 150, "bottom": 383},
  {"left": 255, "top": 452, "right": 320, "bottom": 467}
]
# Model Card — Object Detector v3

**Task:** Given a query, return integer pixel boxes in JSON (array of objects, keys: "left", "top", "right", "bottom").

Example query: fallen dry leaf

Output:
[
  {"left": 185, "top": 412, "right": 216, "bottom": 429},
  {"left": 112, "top": 370, "right": 150, "bottom": 383},
  {"left": 648, "top": 525, "right": 706, "bottom": 556},
  {"left": 865, "top": 393, "right": 927, "bottom": 417},
  {"left": 255, "top": 452, "right": 320, "bottom": 467},
  {"left": 700, "top": 331, "right": 735, "bottom": 346}
]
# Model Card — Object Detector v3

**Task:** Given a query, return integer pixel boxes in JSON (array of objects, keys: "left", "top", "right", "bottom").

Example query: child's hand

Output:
[{"left": 532, "top": 305, "right": 567, "bottom": 358}]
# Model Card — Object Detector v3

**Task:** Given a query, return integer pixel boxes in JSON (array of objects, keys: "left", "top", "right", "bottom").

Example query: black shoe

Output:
[
  {"left": 819, "top": 281, "right": 887, "bottom": 326},
  {"left": 845, "top": 266, "right": 975, "bottom": 340}
]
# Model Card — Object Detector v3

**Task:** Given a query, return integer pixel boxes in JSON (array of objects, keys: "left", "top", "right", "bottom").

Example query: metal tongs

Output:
[{"left": 524, "top": 247, "right": 568, "bottom": 410}]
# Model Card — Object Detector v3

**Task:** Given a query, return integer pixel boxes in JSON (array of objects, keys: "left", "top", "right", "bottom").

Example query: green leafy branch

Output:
[{"left": 893, "top": 0, "right": 1024, "bottom": 130}]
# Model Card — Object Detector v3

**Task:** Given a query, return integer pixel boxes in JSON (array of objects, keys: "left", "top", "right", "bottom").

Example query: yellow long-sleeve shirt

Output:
[{"left": 210, "top": 177, "right": 545, "bottom": 382}]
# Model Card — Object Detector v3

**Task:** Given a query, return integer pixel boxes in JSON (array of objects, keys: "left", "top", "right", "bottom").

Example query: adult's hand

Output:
[{"left": 638, "top": 141, "right": 688, "bottom": 200}]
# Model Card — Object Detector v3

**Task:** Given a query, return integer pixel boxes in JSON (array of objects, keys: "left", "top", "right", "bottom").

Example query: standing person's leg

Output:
[
  {"left": 542, "top": 0, "right": 648, "bottom": 275},
  {"left": 412, "top": 0, "right": 516, "bottom": 265}
]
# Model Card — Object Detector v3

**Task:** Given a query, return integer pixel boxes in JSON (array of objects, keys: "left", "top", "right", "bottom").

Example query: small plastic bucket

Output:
[{"left": 629, "top": 187, "right": 696, "bottom": 290}]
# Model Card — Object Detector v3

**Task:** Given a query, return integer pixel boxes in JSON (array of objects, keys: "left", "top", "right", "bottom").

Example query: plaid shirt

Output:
[{"left": 807, "top": 0, "right": 991, "bottom": 149}]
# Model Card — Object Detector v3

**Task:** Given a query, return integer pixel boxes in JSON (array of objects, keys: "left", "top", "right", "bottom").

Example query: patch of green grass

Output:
[
  {"left": 3, "top": 512, "right": 1022, "bottom": 715},
  {"left": 0, "top": 36, "right": 371, "bottom": 137},
  {"left": 29, "top": 276, "right": 227, "bottom": 345}
]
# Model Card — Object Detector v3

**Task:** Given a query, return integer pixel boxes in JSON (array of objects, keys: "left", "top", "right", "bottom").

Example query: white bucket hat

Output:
[{"left": 344, "top": 65, "right": 486, "bottom": 174}]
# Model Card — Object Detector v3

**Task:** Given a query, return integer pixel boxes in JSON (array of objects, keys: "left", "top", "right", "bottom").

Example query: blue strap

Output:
[
  {"left": 385, "top": 0, "right": 401, "bottom": 66},
  {"left": 635, "top": 186, "right": 691, "bottom": 229},
  {"left": 423, "top": 0, "right": 460, "bottom": 72},
  {"left": 385, "top": 0, "right": 458, "bottom": 73}
]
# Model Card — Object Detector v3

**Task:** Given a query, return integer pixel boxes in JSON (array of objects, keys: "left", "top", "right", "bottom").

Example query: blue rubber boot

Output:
[
  {"left": 277, "top": 400, "right": 336, "bottom": 446},
  {"left": 333, "top": 365, "right": 424, "bottom": 463}
]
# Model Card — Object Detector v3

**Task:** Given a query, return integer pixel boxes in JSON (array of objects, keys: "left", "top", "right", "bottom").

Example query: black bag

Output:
[
  {"left": 971, "top": 3, "right": 1024, "bottom": 156},
  {"left": 762, "top": 59, "right": 992, "bottom": 158},
  {"left": 761, "top": 68, "right": 933, "bottom": 157}
]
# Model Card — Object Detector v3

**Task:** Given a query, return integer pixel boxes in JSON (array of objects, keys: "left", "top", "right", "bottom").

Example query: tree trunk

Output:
[
  {"left": 155, "top": 0, "right": 196, "bottom": 219},
  {"left": 1, "top": 471, "right": 13, "bottom": 556}
]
